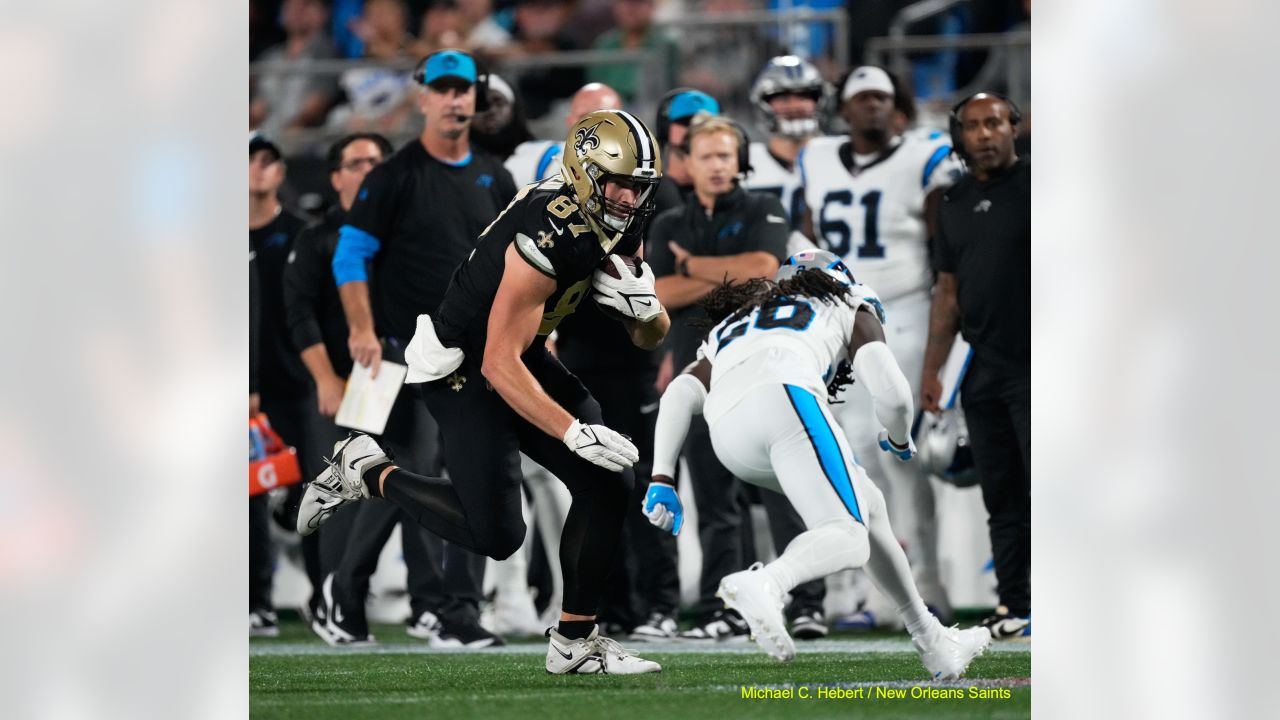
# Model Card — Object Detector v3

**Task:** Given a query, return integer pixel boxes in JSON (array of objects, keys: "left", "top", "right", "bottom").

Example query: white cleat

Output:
[
  {"left": 297, "top": 434, "right": 385, "bottom": 536},
  {"left": 915, "top": 624, "right": 992, "bottom": 680},
  {"left": 545, "top": 626, "right": 661, "bottom": 675},
  {"left": 716, "top": 562, "right": 795, "bottom": 662}
]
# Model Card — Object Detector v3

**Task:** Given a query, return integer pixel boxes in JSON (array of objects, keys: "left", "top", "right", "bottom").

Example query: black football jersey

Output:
[{"left": 434, "top": 176, "right": 640, "bottom": 358}]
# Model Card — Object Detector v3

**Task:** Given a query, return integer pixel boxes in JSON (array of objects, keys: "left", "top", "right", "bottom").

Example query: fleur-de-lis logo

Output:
[
  {"left": 574, "top": 121, "right": 604, "bottom": 158},
  {"left": 537, "top": 230, "right": 555, "bottom": 249},
  {"left": 447, "top": 372, "right": 466, "bottom": 392}
]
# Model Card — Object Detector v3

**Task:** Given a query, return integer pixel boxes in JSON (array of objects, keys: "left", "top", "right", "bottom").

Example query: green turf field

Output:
[{"left": 251, "top": 619, "right": 1030, "bottom": 719}]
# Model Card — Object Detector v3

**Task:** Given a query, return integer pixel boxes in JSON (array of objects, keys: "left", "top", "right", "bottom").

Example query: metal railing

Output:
[
  {"left": 250, "top": 9, "right": 852, "bottom": 155},
  {"left": 864, "top": 30, "right": 1031, "bottom": 110}
]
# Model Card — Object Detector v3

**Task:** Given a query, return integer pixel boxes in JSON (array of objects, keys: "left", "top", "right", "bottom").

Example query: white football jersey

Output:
[
  {"left": 699, "top": 283, "right": 884, "bottom": 415},
  {"left": 798, "top": 130, "right": 961, "bottom": 301},
  {"left": 504, "top": 140, "right": 563, "bottom": 189},
  {"left": 745, "top": 141, "right": 805, "bottom": 228}
]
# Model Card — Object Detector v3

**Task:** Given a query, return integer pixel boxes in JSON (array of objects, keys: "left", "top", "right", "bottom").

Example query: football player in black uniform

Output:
[{"left": 299, "top": 110, "right": 671, "bottom": 674}]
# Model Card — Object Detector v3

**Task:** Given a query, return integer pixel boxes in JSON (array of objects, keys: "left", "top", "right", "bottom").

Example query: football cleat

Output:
[
  {"left": 249, "top": 609, "right": 279, "bottom": 638},
  {"left": 297, "top": 434, "right": 384, "bottom": 536},
  {"left": 791, "top": 611, "right": 829, "bottom": 640},
  {"left": 834, "top": 608, "right": 879, "bottom": 631},
  {"left": 405, "top": 610, "right": 441, "bottom": 641},
  {"left": 979, "top": 606, "right": 1031, "bottom": 639},
  {"left": 431, "top": 618, "right": 505, "bottom": 649},
  {"left": 716, "top": 563, "right": 795, "bottom": 662},
  {"left": 315, "top": 574, "right": 375, "bottom": 646},
  {"left": 676, "top": 609, "right": 749, "bottom": 642},
  {"left": 914, "top": 624, "right": 992, "bottom": 680},
  {"left": 629, "top": 612, "right": 679, "bottom": 642},
  {"left": 546, "top": 626, "right": 661, "bottom": 675}
]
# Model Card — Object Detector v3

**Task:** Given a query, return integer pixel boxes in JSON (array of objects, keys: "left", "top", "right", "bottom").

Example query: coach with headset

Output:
[
  {"left": 325, "top": 49, "right": 518, "bottom": 648},
  {"left": 922, "top": 92, "right": 1031, "bottom": 639},
  {"left": 647, "top": 113, "right": 800, "bottom": 640}
]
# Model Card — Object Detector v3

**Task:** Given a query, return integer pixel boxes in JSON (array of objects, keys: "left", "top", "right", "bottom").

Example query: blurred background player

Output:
[
  {"left": 324, "top": 49, "right": 517, "bottom": 648},
  {"left": 642, "top": 251, "right": 990, "bottom": 676},
  {"left": 798, "top": 65, "right": 960, "bottom": 626},
  {"left": 249, "top": 132, "right": 319, "bottom": 637},
  {"left": 744, "top": 55, "right": 830, "bottom": 247},
  {"left": 283, "top": 132, "right": 393, "bottom": 625},
  {"left": 505, "top": 83, "right": 623, "bottom": 188},
  {"left": 925, "top": 92, "right": 1030, "bottom": 639},
  {"left": 654, "top": 89, "right": 720, "bottom": 201},
  {"left": 648, "top": 114, "right": 826, "bottom": 641}
]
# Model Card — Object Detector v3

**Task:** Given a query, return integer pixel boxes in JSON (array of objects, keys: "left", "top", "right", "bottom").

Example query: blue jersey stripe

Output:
[
  {"left": 783, "top": 384, "right": 864, "bottom": 523},
  {"left": 333, "top": 224, "right": 381, "bottom": 285},
  {"left": 535, "top": 144, "right": 562, "bottom": 181},
  {"left": 922, "top": 145, "right": 952, "bottom": 188}
]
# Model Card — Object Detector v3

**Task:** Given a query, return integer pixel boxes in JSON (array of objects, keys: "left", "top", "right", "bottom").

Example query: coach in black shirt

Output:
[
  {"left": 283, "top": 132, "right": 393, "bottom": 600},
  {"left": 923, "top": 93, "right": 1031, "bottom": 638},
  {"left": 249, "top": 132, "right": 314, "bottom": 636},
  {"left": 327, "top": 50, "right": 517, "bottom": 648},
  {"left": 648, "top": 114, "right": 827, "bottom": 640}
]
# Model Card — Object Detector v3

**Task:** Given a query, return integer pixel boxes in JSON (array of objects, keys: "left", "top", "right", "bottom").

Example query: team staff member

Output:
[
  {"left": 923, "top": 92, "right": 1030, "bottom": 639},
  {"left": 249, "top": 132, "right": 316, "bottom": 637},
  {"left": 283, "top": 132, "right": 392, "bottom": 620},
  {"left": 647, "top": 114, "right": 823, "bottom": 641},
  {"left": 300, "top": 109, "right": 671, "bottom": 675},
  {"left": 326, "top": 49, "right": 518, "bottom": 648}
]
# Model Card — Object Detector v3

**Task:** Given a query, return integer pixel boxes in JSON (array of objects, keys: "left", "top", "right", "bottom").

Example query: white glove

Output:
[
  {"left": 591, "top": 256, "right": 662, "bottom": 322},
  {"left": 563, "top": 419, "right": 639, "bottom": 472},
  {"left": 878, "top": 429, "right": 917, "bottom": 462}
]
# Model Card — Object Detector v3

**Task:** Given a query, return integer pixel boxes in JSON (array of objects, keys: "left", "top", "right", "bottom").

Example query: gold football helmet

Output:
[{"left": 561, "top": 110, "right": 663, "bottom": 246}]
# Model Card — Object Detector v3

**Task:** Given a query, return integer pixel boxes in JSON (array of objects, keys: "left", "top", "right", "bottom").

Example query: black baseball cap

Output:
[{"left": 250, "top": 132, "right": 282, "bottom": 161}]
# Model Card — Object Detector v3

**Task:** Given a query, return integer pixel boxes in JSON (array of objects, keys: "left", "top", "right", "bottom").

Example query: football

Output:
[{"left": 599, "top": 254, "right": 643, "bottom": 279}]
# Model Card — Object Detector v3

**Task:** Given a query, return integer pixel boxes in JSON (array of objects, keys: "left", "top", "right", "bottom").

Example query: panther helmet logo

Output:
[{"left": 574, "top": 121, "right": 604, "bottom": 158}]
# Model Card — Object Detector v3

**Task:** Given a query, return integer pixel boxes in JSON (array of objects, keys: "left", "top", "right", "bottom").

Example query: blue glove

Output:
[
  {"left": 878, "top": 429, "right": 917, "bottom": 462},
  {"left": 643, "top": 482, "right": 683, "bottom": 536}
]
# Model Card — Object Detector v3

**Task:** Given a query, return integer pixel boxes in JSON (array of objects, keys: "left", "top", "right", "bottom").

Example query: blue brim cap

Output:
[
  {"left": 668, "top": 91, "right": 720, "bottom": 121},
  {"left": 422, "top": 50, "right": 477, "bottom": 85}
]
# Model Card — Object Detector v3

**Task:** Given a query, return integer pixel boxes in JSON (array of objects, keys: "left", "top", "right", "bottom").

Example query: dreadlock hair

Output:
[
  {"left": 692, "top": 277, "right": 778, "bottom": 331},
  {"left": 696, "top": 269, "right": 864, "bottom": 403}
]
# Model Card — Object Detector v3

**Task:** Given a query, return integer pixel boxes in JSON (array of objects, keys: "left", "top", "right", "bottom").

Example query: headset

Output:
[
  {"left": 948, "top": 91, "right": 1022, "bottom": 162},
  {"left": 412, "top": 49, "right": 491, "bottom": 114},
  {"left": 685, "top": 113, "right": 754, "bottom": 178}
]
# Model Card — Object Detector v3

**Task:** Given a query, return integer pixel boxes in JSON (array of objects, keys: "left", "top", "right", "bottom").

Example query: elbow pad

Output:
[
  {"left": 332, "top": 225, "right": 382, "bottom": 286},
  {"left": 852, "top": 341, "right": 913, "bottom": 444},
  {"left": 651, "top": 373, "right": 707, "bottom": 479}
]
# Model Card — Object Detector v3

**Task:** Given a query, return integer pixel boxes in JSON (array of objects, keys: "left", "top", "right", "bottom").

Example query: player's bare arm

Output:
[
  {"left": 623, "top": 309, "right": 670, "bottom": 350},
  {"left": 482, "top": 242, "right": 577, "bottom": 440},
  {"left": 338, "top": 280, "right": 382, "bottom": 377},
  {"left": 920, "top": 271, "right": 961, "bottom": 412}
]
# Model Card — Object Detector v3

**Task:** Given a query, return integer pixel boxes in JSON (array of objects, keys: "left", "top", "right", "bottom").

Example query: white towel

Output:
[{"left": 403, "top": 314, "right": 465, "bottom": 384}]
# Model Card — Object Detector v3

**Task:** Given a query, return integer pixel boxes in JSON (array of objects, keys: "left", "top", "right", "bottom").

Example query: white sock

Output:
[
  {"left": 764, "top": 520, "right": 869, "bottom": 593},
  {"left": 866, "top": 504, "right": 938, "bottom": 640}
]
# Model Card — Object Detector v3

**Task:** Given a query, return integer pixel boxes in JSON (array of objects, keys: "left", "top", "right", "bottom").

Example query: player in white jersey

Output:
[
  {"left": 743, "top": 56, "right": 831, "bottom": 258},
  {"left": 797, "top": 67, "right": 962, "bottom": 621},
  {"left": 640, "top": 250, "right": 989, "bottom": 676},
  {"left": 505, "top": 83, "right": 623, "bottom": 187}
]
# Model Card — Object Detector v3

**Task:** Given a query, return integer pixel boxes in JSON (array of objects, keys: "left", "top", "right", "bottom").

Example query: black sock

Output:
[
  {"left": 361, "top": 462, "right": 393, "bottom": 497},
  {"left": 557, "top": 620, "right": 596, "bottom": 640}
]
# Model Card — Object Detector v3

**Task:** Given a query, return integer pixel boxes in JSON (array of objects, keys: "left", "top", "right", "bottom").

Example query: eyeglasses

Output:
[{"left": 340, "top": 157, "right": 381, "bottom": 172}]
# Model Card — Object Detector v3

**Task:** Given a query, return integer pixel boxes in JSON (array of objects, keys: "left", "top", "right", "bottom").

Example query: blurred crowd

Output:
[{"left": 251, "top": 0, "right": 1030, "bottom": 149}]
